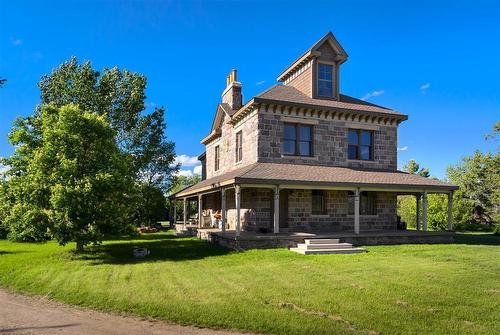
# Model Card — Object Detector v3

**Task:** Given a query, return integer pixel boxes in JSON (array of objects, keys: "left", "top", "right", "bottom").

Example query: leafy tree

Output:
[
  {"left": 35, "top": 57, "right": 177, "bottom": 188},
  {"left": 135, "top": 183, "right": 167, "bottom": 227},
  {"left": 403, "top": 159, "right": 430, "bottom": 177},
  {"left": 485, "top": 121, "right": 500, "bottom": 141},
  {"left": 1, "top": 105, "right": 136, "bottom": 251},
  {"left": 447, "top": 150, "right": 500, "bottom": 226}
]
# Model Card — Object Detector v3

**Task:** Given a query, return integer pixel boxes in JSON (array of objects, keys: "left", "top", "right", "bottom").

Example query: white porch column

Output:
[
  {"left": 173, "top": 201, "right": 177, "bottom": 226},
  {"left": 221, "top": 188, "right": 226, "bottom": 234},
  {"left": 447, "top": 191, "right": 453, "bottom": 231},
  {"left": 416, "top": 194, "right": 421, "bottom": 231},
  {"left": 354, "top": 188, "right": 360, "bottom": 235},
  {"left": 235, "top": 185, "right": 241, "bottom": 237},
  {"left": 198, "top": 194, "right": 203, "bottom": 228},
  {"left": 273, "top": 185, "right": 280, "bottom": 234},
  {"left": 183, "top": 198, "right": 187, "bottom": 227},
  {"left": 422, "top": 191, "right": 428, "bottom": 231}
]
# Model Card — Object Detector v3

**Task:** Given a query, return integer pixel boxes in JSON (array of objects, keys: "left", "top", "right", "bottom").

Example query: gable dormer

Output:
[{"left": 277, "top": 32, "right": 348, "bottom": 101}]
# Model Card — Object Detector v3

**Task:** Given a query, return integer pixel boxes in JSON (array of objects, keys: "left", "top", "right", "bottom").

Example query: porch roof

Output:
[{"left": 172, "top": 162, "right": 458, "bottom": 198}]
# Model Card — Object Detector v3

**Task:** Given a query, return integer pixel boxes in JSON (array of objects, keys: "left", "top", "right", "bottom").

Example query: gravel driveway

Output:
[{"left": 0, "top": 289, "right": 249, "bottom": 335}]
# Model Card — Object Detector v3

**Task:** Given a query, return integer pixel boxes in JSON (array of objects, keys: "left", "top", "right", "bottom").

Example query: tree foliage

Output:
[
  {"left": 36, "top": 57, "right": 177, "bottom": 189},
  {"left": 1, "top": 105, "right": 136, "bottom": 250},
  {"left": 447, "top": 150, "right": 499, "bottom": 226},
  {"left": 403, "top": 159, "right": 430, "bottom": 177}
]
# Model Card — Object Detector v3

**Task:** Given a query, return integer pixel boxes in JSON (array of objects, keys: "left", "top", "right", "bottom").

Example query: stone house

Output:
[{"left": 172, "top": 32, "right": 457, "bottom": 238}]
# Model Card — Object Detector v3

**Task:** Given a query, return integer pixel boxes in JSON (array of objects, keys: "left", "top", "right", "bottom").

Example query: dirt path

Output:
[{"left": 0, "top": 289, "right": 249, "bottom": 335}]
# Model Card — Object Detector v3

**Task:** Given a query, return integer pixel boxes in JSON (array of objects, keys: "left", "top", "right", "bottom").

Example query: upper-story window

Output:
[
  {"left": 317, "top": 63, "right": 333, "bottom": 97},
  {"left": 284, "top": 123, "right": 313, "bottom": 156},
  {"left": 235, "top": 131, "right": 242, "bottom": 163},
  {"left": 348, "top": 129, "right": 373, "bottom": 160},
  {"left": 214, "top": 145, "right": 220, "bottom": 171}
]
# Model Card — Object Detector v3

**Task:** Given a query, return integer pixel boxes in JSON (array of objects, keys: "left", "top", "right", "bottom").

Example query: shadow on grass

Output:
[
  {"left": 454, "top": 233, "right": 500, "bottom": 246},
  {"left": 73, "top": 233, "right": 231, "bottom": 265},
  {"left": 0, "top": 250, "right": 30, "bottom": 255}
]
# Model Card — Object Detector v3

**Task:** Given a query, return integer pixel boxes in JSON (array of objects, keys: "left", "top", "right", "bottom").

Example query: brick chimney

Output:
[{"left": 221, "top": 69, "right": 242, "bottom": 110}]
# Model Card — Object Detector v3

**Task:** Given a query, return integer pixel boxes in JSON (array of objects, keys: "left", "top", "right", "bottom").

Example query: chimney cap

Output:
[{"left": 226, "top": 69, "right": 238, "bottom": 86}]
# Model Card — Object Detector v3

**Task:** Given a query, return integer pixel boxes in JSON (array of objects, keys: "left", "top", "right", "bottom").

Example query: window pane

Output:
[
  {"left": 360, "top": 146, "right": 371, "bottom": 160},
  {"left": 348, "top": 145, "right": 358, "bottom": 160},
  {"left": 348, "top": 130, "right": 358, "bottom": 144},
  {"left": 299, "top": 141, "right": 311, "bottom": 156},
  {"left": 299, "top": 125, "right": 312, "bottom": 141},
  {"left": 318, "top": 63, "right": 333, "bottom": 80},
  {"left": 360, "top": 131, "right": 372, "bottom": 145},
  {"left": 284, "top": 140, "right": 295, "bottom": 155},
  {"left": 317, "top": 80, "right": 332, "bottom": 97},
  {"left": 284, "top": 124, "right": 296, "bottom": 140},
  {"left": 312, "top": 190, "right": 326, "bottom": 215}
]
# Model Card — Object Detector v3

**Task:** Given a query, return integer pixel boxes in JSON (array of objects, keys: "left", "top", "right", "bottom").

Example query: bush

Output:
[
  {"left": 493, "top": 224, "right": 500, "bottom": 236},
  {"left": 5, "top": 204, "right": 51, "bottom": 242}
]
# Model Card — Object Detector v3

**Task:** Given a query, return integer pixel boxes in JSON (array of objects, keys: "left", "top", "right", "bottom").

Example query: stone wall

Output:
[
  {"left": 286, "top": 190, "right": 396, "bottom": 232},
  {"left": 257, "top": 112, "right": 398, "bottom": 171},
  {"left": 201, "top": 188, "right": 397, "bottom": 233},
  {"left": 205, "top": 112, "right": 259, "bottom": 179},
  {"left": 225, "top": 188, "right": 273, "bottom": 232}
]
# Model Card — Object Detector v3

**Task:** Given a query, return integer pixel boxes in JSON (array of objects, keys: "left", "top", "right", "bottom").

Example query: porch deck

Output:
[{"left": 176, "top": 225, "right": 454, "bottom": 250}]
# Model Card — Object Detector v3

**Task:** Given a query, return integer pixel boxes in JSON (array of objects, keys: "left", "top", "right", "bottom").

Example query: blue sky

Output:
[{"left": 1, "top": 0, "right": 499, "bottom": 178}]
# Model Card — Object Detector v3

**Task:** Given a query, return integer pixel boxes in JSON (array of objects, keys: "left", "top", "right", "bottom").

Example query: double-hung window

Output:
[
  {"left": 214, "top": 145, "right": 220, "bottom": 171},
  {"left": 348, "top": 129, "right": 373, "bottom": 160},
  {"left": 317, "top": 63, "right": 333, "bottom": 97},
  {"left": 283, "top": 123, "right": 313, "bottom": 156},
  {"left": 235, "top": 131, "right": 242, "bottom": 163},
  {"left": 312, "top": 190, "right": 327, "bottom": 215},
  {"left": 348, "top": 191, "right": 377, "bottom": 215}
]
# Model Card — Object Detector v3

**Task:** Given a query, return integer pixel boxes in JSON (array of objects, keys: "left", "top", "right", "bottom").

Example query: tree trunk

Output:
[{"left": 75, "top": 241, "right": 84, "bottom": 252}]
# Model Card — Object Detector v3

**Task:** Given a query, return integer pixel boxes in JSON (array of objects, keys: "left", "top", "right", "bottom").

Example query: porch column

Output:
[
  {"left": 416, "top": 194, "right": 421, "bottom": 231},
  {"left": 198, "top": 194, "right": 203, "bottom": 228},
  {"left": 173, "top": 201, "right": 177, "bottom": 226},
  {"left": 422, "top": 191, "right": 428, "bottom": 231},
  {"left": 273, "top": 185, "right": 280, "bottom": 234},
  {"left": 221, "top": 188, "right": 226, "bottom": 234},
  {"left": 354, "top": 188, "right": 360, "bottom": 235},
  {"left": 183, "top": 198, "right": 187, "bottom": 227},
  {"left": 235, "top": 185, "right": 241, "bottom": 237},
  {"left": 447, "top": 191, "right": 453, "bottom": 231}
]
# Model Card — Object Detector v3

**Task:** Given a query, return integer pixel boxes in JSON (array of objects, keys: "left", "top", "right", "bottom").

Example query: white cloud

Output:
[
  {"left": 193, "top": 165, "right": 202, "bottom": 175},
  {"left": 361, "top": 90, "right": 385, "bottom": 101},
  {"left": 10, "top": 37, "right": 22, "bottom": 46},
  {"left": 174, "top": 154, "right": 199, "bottom": 167},
  {"left": 176, "top": 169, "right": 193, "bottom": 177},
  {"left": 420, "top": 82, "right": 431, "bottom": 94},
  {"left": 256, "top": 80, "right": 266, "bottom": 86},
  {"left": 397, "top": 146, "right": 408, "bottom": 152}
]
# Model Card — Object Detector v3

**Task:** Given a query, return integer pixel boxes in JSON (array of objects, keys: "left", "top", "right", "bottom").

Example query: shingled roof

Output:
[
  {"left": 172, "top": 162, "right": 457, "bottom": 198},
  {"left": 254, "top": 84, "right": 405, "bottom": 117}
]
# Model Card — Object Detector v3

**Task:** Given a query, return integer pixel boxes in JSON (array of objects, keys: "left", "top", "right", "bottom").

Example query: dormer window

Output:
[{"left": 317, "top": 63, "right": 333, "bottom": 97}]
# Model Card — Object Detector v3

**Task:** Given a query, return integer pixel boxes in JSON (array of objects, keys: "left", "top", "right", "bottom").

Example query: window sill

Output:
[
  {"left": 347, "top": 159, "right": 376, "bottom": 163},
  {"left": 346, "top": 214, "right": 378, "bottom": 218},
  {"left": 282, "top": 155, "right": 318, "bottom": 160},
  {"left": 234, "top": 160, "right": 242, "bottom": 166}
]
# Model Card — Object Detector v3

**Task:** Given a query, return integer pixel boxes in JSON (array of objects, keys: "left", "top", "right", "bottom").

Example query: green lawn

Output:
[{"left": 0, "top": 232, "right": 499, "bottom": 335}]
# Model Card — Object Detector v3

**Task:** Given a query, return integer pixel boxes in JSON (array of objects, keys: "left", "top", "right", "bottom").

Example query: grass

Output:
[{"left": 0, "top": 232, "right": 499, "bottom": 335}]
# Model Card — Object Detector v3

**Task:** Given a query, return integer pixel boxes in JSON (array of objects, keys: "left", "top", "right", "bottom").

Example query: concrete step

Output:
[
  {"left": 305, "top": 238, "right": 340, "bottom": 245},
  {"left": 297, "top": 243, "right": 353, "bottom": 250},
  {"left": 290, "top": 247, "right": 365, "bottom": 255}
]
